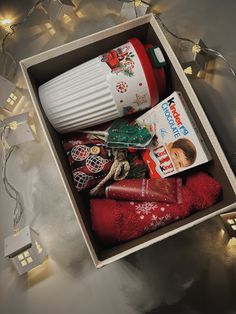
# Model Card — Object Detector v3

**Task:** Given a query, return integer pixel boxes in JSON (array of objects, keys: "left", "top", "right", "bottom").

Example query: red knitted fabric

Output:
[
  {"left": 185, "top": 171, "right": 222, "bottom": 210},
  {"left": 90, "top": 187, "right": 191, "bottom": 246},
  {"left": 90, "top": 172, "right": 221, "bottom": 246}
]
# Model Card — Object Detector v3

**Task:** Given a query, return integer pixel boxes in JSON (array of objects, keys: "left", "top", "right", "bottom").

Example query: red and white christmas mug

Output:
[{"left": 38, "top": 38, "right": 166, "bottom": 133}]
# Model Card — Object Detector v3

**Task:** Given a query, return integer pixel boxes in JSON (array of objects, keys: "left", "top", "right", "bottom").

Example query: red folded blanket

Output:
[{"left": 90, "top": 172, "right": 221, "bottom": 246}]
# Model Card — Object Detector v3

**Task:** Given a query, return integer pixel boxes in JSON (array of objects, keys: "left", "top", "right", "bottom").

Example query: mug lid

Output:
[
  {"left": 145, "top": 43, "right": 167, "bottom": 99},
  {"left": 129, "top": 38, "right": 159, "bottom": 106}
]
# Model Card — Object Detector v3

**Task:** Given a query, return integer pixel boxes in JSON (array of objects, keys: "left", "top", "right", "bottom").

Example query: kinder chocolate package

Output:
[{"left": 136, "top": 91, "right": 211, "bottom": 178}]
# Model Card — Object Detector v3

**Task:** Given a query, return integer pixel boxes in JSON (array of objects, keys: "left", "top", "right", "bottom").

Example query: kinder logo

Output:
[
  {"left": 162, "top": 97, "right": 189, "bottom": 136},
  {"left": 153, "top": 145, "right": 174, "bottom": 174}
]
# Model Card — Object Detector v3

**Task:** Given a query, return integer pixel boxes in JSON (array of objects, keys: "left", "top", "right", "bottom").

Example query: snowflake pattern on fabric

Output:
[
  {"left": 144, "top": 213, "right": 172, "bottom": 232},
  {"left": 134, "top": 202, "right": 159, "bottom": 215}
]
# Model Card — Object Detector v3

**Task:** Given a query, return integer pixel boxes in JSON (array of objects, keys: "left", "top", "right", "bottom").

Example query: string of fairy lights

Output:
[
  {"left": 1, "top": 0, "right": 45, "bottom": 78},
  {"left": 0, "top": 110, "right": 26, "bottom": 232},
  {"left": 0, "top": 0, "right": 236, "bottom": 274},
  {"left": 0, "top": 1, "right": 46, "bottom": 233},
  {"left": 1, "top": 125, "right": 23, "bottom": 232},
  {"left": 1, "top": 0, "right": 236, "bottom": 81},
  {"left": 119, "top": 0, "right": 236, "bottom": 77},
  {"left": 154, "top": 12, "right": 236, "bottom": 77}
]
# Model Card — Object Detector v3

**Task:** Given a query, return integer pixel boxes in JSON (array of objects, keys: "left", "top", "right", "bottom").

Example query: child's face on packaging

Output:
[{"left": 170, "top": 147, "right": 190, "bottom": 170}]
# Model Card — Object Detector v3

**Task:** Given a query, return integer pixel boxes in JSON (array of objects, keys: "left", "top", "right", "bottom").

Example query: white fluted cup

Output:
[{"left": 38, "top": 38, "right": 166, "bottom": 133}]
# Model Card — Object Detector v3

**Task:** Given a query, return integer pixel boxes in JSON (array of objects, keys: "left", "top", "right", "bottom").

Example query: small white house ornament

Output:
[
  {"left": 40, "top": 0, "right": 75, "bottom": 23},
  {"left": 120, "top": 1, "right": 149, "bottom": 20},
  {"left": 0, "top": 75, "right": 24, "bottom": 112},
  {"left": 220, "top": 212, "right": 236, "bottom": 247},
  {"left": 4, "top": 226, "right": 47, "bottom": 275}
]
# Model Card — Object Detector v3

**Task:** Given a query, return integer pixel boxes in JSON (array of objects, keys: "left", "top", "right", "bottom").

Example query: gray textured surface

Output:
[{"left": 0, "top": 1, "right": 236, "bottom": 314}]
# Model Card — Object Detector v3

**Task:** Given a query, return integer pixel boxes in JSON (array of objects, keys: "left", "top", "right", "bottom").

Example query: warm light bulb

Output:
[
  {"left": 35, "top": 241, "right": 43, "bottom": 254},
  {"left": 192, "top": 44, "right": 201, "bottom": 54},
  {"left": 183, "top": 66, "right": 193, "bottom": 75},
  {"left": 219, "top": 229, "right": 225, "bottom": 237},
  {"left": 0, "top": 17, "right": 14, "bottom": 33},
  {"left": 1, "top": 19, "right": 12, "bottom": 25},
  {"left": 134, "top": 0, "right": 142, "bottom": 7},
  {"left": 8, "top": 121, "right": 18, "bottom": 130}
]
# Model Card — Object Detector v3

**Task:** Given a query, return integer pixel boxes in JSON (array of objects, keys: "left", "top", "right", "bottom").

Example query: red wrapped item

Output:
[
  {"left": 105, "top": 178, "right": 182, "bottom": 203},
  {"left": 63, "top": 134, "right": 113, "bottom": 192},
  {"left": 90, "top": 172, "right": 221, "bottom": 246}
]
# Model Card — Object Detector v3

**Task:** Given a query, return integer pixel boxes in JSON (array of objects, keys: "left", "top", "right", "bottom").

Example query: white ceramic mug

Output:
[{"left": 38, "top": 38, "right": 165, "bottom": 133}]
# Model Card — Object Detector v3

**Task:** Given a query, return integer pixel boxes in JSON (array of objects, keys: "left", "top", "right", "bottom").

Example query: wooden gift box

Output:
[{"left": 20, "top": 14, "right": 236, "bottom": 268}]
